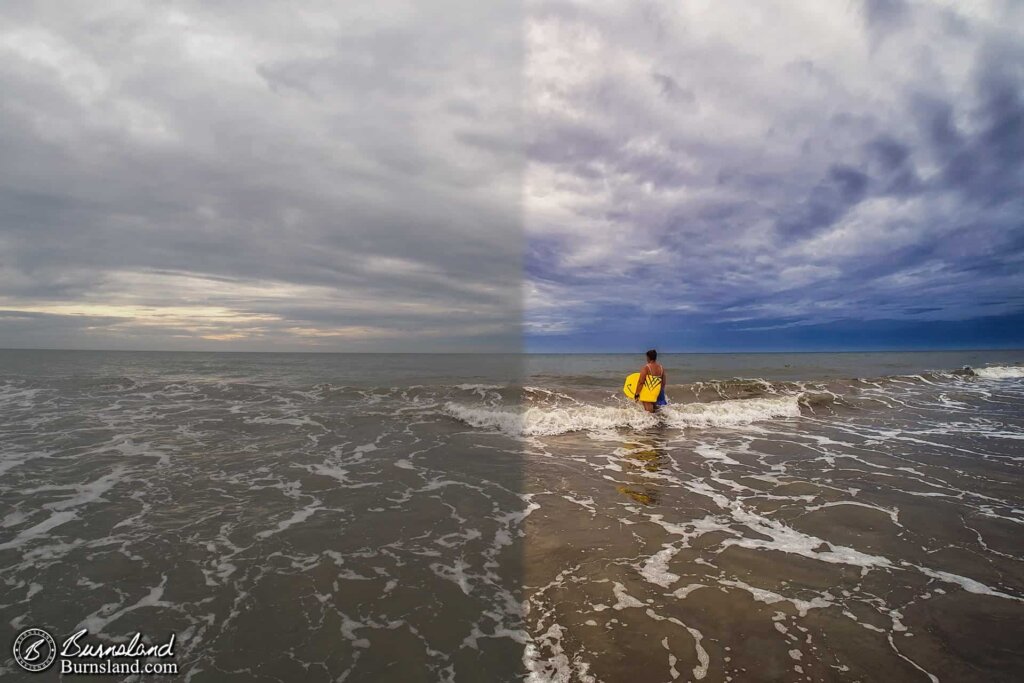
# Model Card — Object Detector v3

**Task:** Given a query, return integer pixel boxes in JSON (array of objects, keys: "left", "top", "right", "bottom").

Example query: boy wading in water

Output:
[{"left": 634, "top": 349, "right": 667, "bottom": 413}]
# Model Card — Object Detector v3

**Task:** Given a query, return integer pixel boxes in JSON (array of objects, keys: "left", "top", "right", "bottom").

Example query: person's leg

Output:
[{"left": 641, "top": 401, "right": 655, "bottom": 413}]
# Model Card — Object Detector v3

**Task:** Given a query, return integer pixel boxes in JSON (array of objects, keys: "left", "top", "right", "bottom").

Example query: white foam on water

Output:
[
  {"left": 804, "top": 500, "right": 901, "bottom": 527},
  {"left": 640, "top": 546, "right": 681, "bottom": 587},
  {"left": 662, "top": 637, "right": 680, "bottom": 680},
  {"left": 245, "top": 414, "right": 323, "bottom": 427},
  {"left": 430, "top": 558, "right": 474, "bottom": 595},
  {"left": 693, "top": 444, "right": 741, "bottom": 465},
  {"left": 671, "top": 584, "right": 707, "bottom": 599},
  {"left": 974, "top": 366, "right": 1024, "bottom": 379},
  {"left": 611, "top": 582, "right": 646, "bottom": 610},
  {"left": 339, "top": 612, "right": 371, "bottom": 649},
  {"left": 524, "top": 387, "right": 584, "bottom": 404},
  {"left": 914, "top": 565, "right": 1024, "bottom": 601},
  {"left": 353, "top": 442, "right": 379, "bottom": 455},
  {"left": 80, "top": 575, "right": 170, "bottom": 633},
  {"left": 0, "top": 510, "right": 77, "bottom": 550},
  {"left": 0, "top": 453, "right": 44, "bottom": 477},
  {"left": 2, "top": 509, "right": 29, "bottom": 532},
  {"left": 888, "top": 633, "right": 939, "bottom": 683},
  {"left": 443, "top": 395, "right": 802, "bottom": 437},
  {"left": 662, "top": 396, "right": 802, "bottom": 430},
  {"left": 688, "top": 626, "right": 710, "bottom": 680},
  {"left": 28, "top": 468, "right": 126, "bottom": 512},
  {"left": 643, "top": 607, "right": 709, "bottom": 678},
  {"left": 725, "top": 505, "right": 893, "bottom": 571},
  {"left": 523, "top": 623, "right": 597, "bottom": 683},
  {"left": 254, "top": 504, "right": 322, "bottom": 540},
  {"left": 719, "top": 579, "right": 833, "bottom": 617},
  {"left": 443, "top": 403, "right": 657, "bottom": 436},
  {"left": 306, "top": 463, "right": 351, "bottom": 482},
  {"left": 684, "top": 479, "right": 731, "bottom": 509}
]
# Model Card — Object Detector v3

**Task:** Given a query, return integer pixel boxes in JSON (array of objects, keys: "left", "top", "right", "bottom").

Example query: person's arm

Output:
[{"left": 635, "top": 367, "right": 648, "bottom": 400}]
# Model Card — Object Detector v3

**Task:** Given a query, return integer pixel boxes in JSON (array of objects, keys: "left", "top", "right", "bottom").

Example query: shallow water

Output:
[
  {"left": 0, "top": 352, "right": 526, "bottom": 681},
  {"left": 516, "top": 355, "right": 1024, "bottom": 682},
  {"left": 1, "top": 350, "right": 1023, "bottom": 681}
]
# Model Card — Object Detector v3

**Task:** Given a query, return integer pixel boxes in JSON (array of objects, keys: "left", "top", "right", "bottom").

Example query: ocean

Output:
[{"left": 1, "top": 349, "right": 1022, "bottom": 681}]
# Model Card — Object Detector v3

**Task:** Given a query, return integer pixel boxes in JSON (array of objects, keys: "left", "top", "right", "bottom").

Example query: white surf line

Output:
[
  {"left": 809, "top": 421, "right": 1017, "bottom": 487},
  {"left": 866, "top": 428, "right": 1011, "bottom": 464},
  {"left": 974, "top": 366, "right": 1024, "bottom": 379},
  {"left": 718, "top": 579, "right": 832, "bottom": 617},
  {"left": 645, "top": 607, "right": 710, "bottom": 680},
  {"left": 254, "top": 503, "right": 323, "bottom": 540},
  {"left": 648, "top": 488, "right": 899, "bottom": 577},
  {"left": 724, "top": 504, "right": 894, "bottom": 572},
  {"left": 888, "top": 633, "right": 939, "bottom": 683},
  {"left": 976, "top": 505, "right": 1024, "bottom": 525},
  {"left": 803, "top": 500, "right": 902, "bottom": 527},
  {"left": 911, "top": 564, "right": 1024, "bottom": 602}
]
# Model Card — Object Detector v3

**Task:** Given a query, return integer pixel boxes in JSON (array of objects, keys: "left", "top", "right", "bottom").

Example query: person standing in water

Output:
[{"left": 634, "top": 349, "right": 667, "bottom": 413}]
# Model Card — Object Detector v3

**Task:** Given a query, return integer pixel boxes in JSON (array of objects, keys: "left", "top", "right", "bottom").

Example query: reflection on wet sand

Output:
[
  {"left": 616, "top": 437, "right": 667, "bottom": 506},
  {"left": 523, "top": 369, "right": 1024, "bottom": 682}
]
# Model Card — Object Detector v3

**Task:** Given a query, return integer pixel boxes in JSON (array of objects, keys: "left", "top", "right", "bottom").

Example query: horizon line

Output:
[{"left": 1, "top": 346, "right": 1023, "bottom": 355}]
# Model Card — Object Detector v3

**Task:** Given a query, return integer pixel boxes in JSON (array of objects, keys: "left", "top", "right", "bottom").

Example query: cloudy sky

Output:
[
  {"left": 0, "top": 0, "right": 523, "bottom": 351},
  {"left": 526, "top": 0, "right": 1024, "bottom": 351},
  {"left": 1, "top": 0, "right": 1021, "bottom": 352}
]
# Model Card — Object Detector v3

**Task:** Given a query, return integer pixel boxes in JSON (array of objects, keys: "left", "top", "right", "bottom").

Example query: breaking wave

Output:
[
  {"left": 443, "top": 395, "right": 802, "bottom": 437},
  {"left": 973, "top": 365, "right": 1024, "bottom": 379}
]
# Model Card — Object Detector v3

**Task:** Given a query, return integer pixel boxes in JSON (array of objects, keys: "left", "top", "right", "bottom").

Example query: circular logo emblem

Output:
[{"left": 12, "top": 628, "right": 57, "bottom": 673}]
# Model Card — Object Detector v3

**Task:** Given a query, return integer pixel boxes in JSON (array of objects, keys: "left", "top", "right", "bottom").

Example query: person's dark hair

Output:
[{"left": 646, "top": 349, "right": 657, "bottom": 361}]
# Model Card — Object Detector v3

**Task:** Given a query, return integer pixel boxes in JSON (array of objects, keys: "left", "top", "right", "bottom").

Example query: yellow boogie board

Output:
[{"left": 623, "top": 372, "right": 662, "bottom": 402}]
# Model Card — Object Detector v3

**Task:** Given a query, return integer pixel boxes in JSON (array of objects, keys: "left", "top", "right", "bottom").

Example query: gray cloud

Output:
[
  {"left": 0, "top": 0, "right": 523, "bottom": 351},
  {"left": 3, "top": 1, "right": 1021, "bottom": 352}
]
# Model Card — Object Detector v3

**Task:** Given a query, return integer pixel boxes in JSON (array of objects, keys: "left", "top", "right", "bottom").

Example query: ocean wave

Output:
[
  {"left": 973, "top": 366, "right": 1024, "bottom": 379},
  {"left": 664, "top": 395, "right": 802, "bottom": 429},
  {"left": 443, "top": 395, "right": 802, "bottom": 436}
]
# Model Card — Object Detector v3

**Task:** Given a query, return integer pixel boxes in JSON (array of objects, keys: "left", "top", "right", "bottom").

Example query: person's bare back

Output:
[{"left": 634, "top": 349, "right": 666, "bottom": 413}]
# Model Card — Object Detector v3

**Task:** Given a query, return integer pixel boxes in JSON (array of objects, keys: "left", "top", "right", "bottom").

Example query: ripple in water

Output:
[{"left": 0, "top": 351, "right": 1022, "bottom": 681}]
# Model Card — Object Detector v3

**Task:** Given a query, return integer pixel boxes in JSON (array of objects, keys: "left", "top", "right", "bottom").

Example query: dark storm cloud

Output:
[
  {"left": 0, "top": 0, "right": 522, "bottom": 351},
  {"left": 937, "top": 44, "right": 1024, "bottom": 205},
  {"left": 525, "top": 0, "right": 1024, "bottom": 349},
  {"left": 776, "top": 164, "right": 870, "bottom": 238}
]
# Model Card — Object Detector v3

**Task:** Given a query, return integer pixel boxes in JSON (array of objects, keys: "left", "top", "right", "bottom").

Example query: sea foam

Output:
[
  {"left": 443, "top": 395, "right": 801, "bottom": 436},
  {"left": 974, "top": 365, "right": 1024, "bottom": 379}
]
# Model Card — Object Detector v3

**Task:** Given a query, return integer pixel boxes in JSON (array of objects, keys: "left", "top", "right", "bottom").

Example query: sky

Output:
[
  {"left": 525, "top": 0, "right": 1024, "bottom": 351},
  {"left": 1, "top": 0, "right": 1022, "bottom": 352},
  {"left": 0, "top": 0, "right": 523, "bottom": 351}
]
